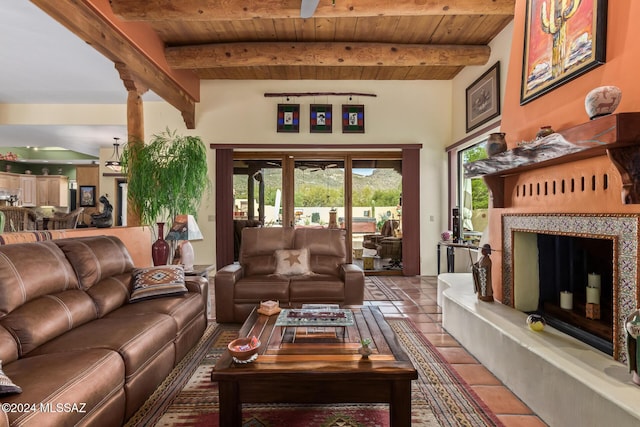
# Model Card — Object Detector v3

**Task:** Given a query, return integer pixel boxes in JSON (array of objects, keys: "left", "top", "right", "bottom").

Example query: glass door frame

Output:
[{"left": 215, "top": 144, "right": 421, "bottom": 276}]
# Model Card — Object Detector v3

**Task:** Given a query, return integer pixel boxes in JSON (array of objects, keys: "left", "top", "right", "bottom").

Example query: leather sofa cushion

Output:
[
  {"left": 0, "top": 327, "right": 18, "bottom": 365},
  {"left": 56, "top": 236, "right": 134, "bottom": 290},
  {"left": 86, "top": 273, "right": 132, "bottom": 317},
  {"left": 234, "top": 275, "right": 290, "bottom": 303},
  {"left": 0, "top": 241, "right": 79, "bottom": 315},
  {"left": 289, "top": 274, "right": 345, "bottom": 302},
  {"left": 3, "top": 349, "right": 125, "bottom": 426},
  {"left": 0, "top": 289, "right": 97, "bottom": 356},
  {"left": 294, "top": 228, "right": 346, "bottom": 276},
  {"left": 106, "top": 292, "right": 204, "bottom": 333},
  {"left": 240, "top": 228, "right": 295, "bottom": 276},
  {"left": 29, "top": 313, "right": 177, "bottom": 379}
]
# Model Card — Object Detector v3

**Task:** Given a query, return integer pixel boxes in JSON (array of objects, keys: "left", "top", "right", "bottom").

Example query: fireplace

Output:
[
  {"left": 503, "top": 214, "right": 638, "bottom": 362},
  {"left": 513, "top": 231, "right": 614, "bottom": 354}
]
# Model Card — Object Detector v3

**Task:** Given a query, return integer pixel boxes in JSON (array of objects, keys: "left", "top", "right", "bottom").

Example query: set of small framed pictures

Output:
[{"left": 277, "top": 104, "right": 364, "bottom": 134}]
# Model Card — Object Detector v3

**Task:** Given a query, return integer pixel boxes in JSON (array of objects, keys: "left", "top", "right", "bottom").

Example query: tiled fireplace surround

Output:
[
  {"left": 441, "top": 113, "right": 640, "bottom": 426},
  {"left": 503, "top": 213, "right": 638, "bottom": 362}
]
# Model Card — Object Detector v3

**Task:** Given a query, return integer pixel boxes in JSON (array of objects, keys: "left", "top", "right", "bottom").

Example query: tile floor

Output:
[
  {"left": 367, "top": 275, "right": 548, "bottom": 427},
  {"left": 209, "top": 274, "right": 548, "bottom": 426}
]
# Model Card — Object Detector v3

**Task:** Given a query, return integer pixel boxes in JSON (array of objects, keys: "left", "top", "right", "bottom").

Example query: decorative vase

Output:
[
  {"left": 152, "top": 222, "right": 170, "bottom": 266},
  {"left": 535, "top": 125, "right": 555, "bottom": 140},
  {"left": 358, "top": 345, "right": 373, "bottom": 359},
  {"left": 485, "top": 132, "right": 507, "bottom": 157},
  {"left": 585, "top": 85, "right": 622, "bottom": 120}
]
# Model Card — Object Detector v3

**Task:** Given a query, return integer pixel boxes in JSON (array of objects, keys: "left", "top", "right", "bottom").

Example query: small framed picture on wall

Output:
[
  {"left": 79, "top": 185, "right": 96, "bottom": 207},
  {"left": 310, "top": 104, "right": 332, "bottom": 133},
  {"left": 277, "top": 104, "right": 300, "bottom": 133},
  {"left": 342, "top": 105, "right": 365, "bottom": 133}
]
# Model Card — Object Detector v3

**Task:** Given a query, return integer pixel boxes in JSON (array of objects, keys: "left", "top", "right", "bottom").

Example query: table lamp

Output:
[{"left": 166, "top": 214, "right": 203, "bottom": 271}]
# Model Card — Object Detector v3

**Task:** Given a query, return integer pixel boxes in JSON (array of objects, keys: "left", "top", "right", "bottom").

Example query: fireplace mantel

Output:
[{"left": 465, "top": 112, "right": 640, "bottom": 207}]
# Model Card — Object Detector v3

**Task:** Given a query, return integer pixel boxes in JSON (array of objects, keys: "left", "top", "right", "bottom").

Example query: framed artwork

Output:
[
  {"left": 277, "top": 104, "right": 300, "bottom": 133},
  {"left": 520, "top": 0, "right": 607, "bottom": 105},
  {"left": 342, "top": 105, "right": 365, "bottom": 133},
  {"left": 79, "top": 185, "right": 96, "bottom": 207},
  {"left": 466, "top": 61, "right": 501, "bottom": 133},
  {"left": 310, "top": 104, "right": 332, "bottom": 133}
]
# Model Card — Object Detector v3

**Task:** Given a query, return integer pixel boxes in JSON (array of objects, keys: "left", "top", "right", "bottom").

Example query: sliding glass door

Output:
[{"left": 231, "top": 151, "right": 406, "bottom": 273}]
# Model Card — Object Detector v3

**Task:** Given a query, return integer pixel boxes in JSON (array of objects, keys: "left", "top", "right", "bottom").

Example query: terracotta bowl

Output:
[{"left": 228, "top": 337, "right": 261, "bottom": 361}]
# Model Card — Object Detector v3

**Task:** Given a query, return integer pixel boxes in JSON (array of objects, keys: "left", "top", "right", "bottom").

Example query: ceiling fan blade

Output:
[{"left": 300, "top": 0, "right": 320, "bottom": 18}]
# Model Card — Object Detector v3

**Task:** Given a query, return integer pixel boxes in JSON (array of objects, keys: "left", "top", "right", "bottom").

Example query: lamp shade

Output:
[{"left": 165, "top": 215, "right": 203, "bottom": 241}]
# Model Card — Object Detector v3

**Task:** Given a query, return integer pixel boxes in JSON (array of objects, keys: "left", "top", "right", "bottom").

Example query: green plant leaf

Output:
[{"left": 121, "top": 129, "right": 211, "bottom": 228}]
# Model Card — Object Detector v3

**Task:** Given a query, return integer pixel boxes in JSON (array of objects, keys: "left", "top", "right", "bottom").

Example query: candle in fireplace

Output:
[
  {"left": 560, "top": 291, "right": 573, "bottom": 310},
  {"left": 587, "top": 273, "right": 601, "bottom": 305},
  {"left": 586, "top": 287, "right": 601, "bottom": 305}
]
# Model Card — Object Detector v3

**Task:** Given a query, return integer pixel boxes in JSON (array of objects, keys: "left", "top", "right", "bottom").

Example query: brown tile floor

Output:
[
  {"left": 208, "top": 274, "right": 548, "bottom": 426},
  {"left": 365, "top": 275, "right": 549, "bottom": 427}
]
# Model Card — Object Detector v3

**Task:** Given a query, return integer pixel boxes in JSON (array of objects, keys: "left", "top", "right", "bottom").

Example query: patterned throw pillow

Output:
[
  {"left": 274, "top": 248, "right": 311, "bottom": 276},
  {"left": 0, "top": 361, "right": 21, "bottom": 395},
  {"left": 130, "top": 265, "right": 188, "bottom": 303}
]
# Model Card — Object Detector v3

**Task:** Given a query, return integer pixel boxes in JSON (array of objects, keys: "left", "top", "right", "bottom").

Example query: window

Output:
[{"left": 458, "top": 141, "right": 489, "bottom": 244}]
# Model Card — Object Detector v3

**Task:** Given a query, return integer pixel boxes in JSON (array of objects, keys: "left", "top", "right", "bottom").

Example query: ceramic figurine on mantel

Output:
[
  {"left": 485, "top": 132, "right": 507, "bottom": 157},
  {"left": 535, "top": 125, "right": 555, "bottom": 140},
  {"left": 585, "top": 85, "right": 622, "bottom": 120}
]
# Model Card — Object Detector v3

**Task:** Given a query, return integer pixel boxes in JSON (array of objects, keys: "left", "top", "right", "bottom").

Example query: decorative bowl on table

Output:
[{"left": 228, "top": 336, "right": 261, "bottom": 363}]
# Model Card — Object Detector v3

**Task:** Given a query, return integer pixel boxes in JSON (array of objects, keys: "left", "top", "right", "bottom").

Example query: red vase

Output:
[{"left": 152, "top": 222, "right": 170, "bottom": 266}]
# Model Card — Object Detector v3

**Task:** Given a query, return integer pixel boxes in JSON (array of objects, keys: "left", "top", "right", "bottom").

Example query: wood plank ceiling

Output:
[{"left": 110, "top": 0, "right": 515, "bottom": 81}]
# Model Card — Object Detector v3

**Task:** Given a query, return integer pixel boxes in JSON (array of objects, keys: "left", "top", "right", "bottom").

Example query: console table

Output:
[{"left": 437, "top": 241, "right": 477, "bottom": 274}]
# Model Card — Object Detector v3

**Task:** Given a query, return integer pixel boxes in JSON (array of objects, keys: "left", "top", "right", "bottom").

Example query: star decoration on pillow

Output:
[{"left": 285, "top": 251, "right": 301, "bottom": 266}]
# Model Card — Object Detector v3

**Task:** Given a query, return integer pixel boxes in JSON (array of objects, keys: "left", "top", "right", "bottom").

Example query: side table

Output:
[{"left": 185, "top": 264, "right": 215, "bottom": 319}]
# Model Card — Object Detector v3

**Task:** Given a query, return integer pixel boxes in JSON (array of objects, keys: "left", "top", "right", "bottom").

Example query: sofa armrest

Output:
[
  {"left": 214, "top": 263, "right": 244, "bottom": 322},
  {"left": 341, "top": 263, "right": 365, "bottom": 305},
  {"left": 185, "top": 276, "right": 207, "bottom": 295}
]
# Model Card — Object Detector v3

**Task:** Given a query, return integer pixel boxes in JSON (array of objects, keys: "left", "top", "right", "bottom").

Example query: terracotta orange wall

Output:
[
  {"left": 502, "top": 0, "right": 640, "bottom": 145},
  {"left": 65, "top": 226, "right": 153, "bottom": 267}
]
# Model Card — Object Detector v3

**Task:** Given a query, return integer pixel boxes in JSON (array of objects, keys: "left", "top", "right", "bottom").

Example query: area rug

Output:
[
  {"left": 129, "top": 319, "right": 504, "bottom": 427},
  {"left": 364, "top": 276, "right": 403, "bottom": 301}
]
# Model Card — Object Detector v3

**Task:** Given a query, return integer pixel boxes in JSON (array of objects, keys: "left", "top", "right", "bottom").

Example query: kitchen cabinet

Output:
[
  {"left": 19, "top": 175, "right": 37, "bottom": 207},
  {"left": 37, "top": 175, "right": 68, "bottom": 207}
]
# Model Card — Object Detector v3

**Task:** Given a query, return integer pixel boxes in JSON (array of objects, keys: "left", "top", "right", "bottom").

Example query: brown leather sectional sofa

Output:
[
  {"left": 0, "top": 235, "right": 208, "bottom": 426},
  {"left": 215, "top": 227, "right": 364, "bottom": 323}
]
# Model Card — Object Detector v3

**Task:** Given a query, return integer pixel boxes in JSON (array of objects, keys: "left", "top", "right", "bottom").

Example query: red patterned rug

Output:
[{"left": 127, "top": 319, "right": 503, "bottom": 427}]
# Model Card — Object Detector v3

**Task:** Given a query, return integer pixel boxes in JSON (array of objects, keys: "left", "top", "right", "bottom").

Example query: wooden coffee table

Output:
[{"left": 211, "top": 306, "right": 418, "bottom": 426}]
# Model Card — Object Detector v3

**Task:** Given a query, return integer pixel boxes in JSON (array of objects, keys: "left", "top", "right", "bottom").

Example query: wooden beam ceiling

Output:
[
  {"left": 32, "top": 0, "right": 198, "bottom": 129},
  {"left": 166, "top": 42, "right": 490, "bottom": 68},
  {"left": 111, "top": 0, "right": 515, "bottom": 21}
]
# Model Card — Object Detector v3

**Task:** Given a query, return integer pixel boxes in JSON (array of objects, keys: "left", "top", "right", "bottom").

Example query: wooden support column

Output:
[{"left": 116, "top": 63, "right": 148, "bottom": 227}]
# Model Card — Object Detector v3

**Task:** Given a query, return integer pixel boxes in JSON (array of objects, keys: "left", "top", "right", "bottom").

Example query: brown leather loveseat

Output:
[
  {"left": 215, "top": 227, "right": 364, "bottom": 323},
  {"left": 0, "top": 235, "right": 208, "bottom": 426}
]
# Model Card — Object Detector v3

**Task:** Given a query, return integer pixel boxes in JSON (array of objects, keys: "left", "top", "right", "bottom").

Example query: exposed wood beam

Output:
[
  {"left": 31, "top": 0, "right": 197, "bottom": 129},
  {"left": 166, "top": 42, "right": 490, "bottom": 68},
  {"left": 111, "top": 0, "right": 515, "bottom": 21}
]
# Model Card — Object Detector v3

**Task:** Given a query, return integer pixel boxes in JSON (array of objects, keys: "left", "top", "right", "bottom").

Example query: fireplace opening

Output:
[{"left": 514, "top": 232, "right": 614, "bottom": 355}]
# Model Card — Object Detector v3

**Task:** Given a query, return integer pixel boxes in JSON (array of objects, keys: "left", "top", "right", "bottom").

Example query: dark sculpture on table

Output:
[{"left": 91, "top": 195, "right": 113, "bottom": 228}]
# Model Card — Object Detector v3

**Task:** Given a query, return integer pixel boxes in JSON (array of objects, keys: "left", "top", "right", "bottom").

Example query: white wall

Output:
[
  {"left": 446, "top": 22, "right": 514, "bottom": 241},
  {"left": 142, "top": 80, "right": 452, "bottom": 274}
]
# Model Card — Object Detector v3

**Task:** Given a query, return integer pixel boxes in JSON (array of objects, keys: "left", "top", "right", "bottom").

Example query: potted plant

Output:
[{"left": 121, "top": 129, "right": 210, "bottom": 264}]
